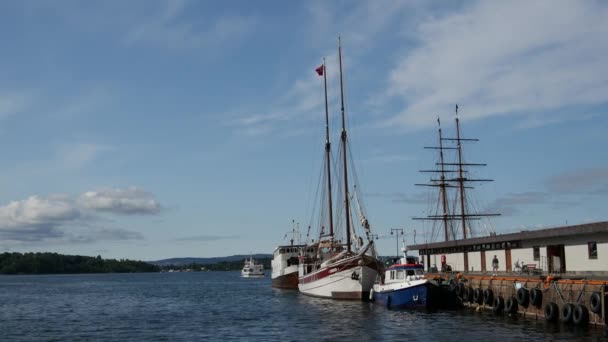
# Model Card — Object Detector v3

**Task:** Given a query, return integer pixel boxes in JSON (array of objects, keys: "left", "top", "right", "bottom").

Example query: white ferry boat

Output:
[{"left": 241, "top": 256, "right": 264, "bottom": 277}]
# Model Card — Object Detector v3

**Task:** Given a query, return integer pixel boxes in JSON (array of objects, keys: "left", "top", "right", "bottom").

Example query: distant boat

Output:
[
  {"left": 241, "top": 256, "right": 264, "bottom": 277},
  {"left": 297, "top": 37, "right": 383, "bottom": 300},
  {"left": 371, "top": 241, "right": 439, "bottom": 309}
]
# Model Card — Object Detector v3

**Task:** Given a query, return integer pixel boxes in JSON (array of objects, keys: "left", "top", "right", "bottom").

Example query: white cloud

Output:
[
  {"left": 385, "top": 1, "right": 608, "bottom": 128},
  {"left": 79, "top": 187, "right": 161, "bottom": 215},
  {"left": 0, "top": 195, "right": 81, "bottom": 230},
  {"left": 0, "top": 187, "right": 161, "bottom": 242}
]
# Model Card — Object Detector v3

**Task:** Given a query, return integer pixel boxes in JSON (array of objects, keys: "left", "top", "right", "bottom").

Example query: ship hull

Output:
[
  {"left": 271, "top": 265, "right": 299, "bottom": 289},
  {"left": 298, "top": 254, "right": 383, "bottom": 300},
  {"left": 372, "top": 280, "right": 435, "bottom": 308}
]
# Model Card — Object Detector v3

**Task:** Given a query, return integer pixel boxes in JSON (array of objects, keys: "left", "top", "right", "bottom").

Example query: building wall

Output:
[
  {"left": 565, "top": 242, "right": 608, "bottom": 271},
  {"left": 444, "top": 252, "right": 464, "bottom": 271},
  {"left": 468, "top": 252, "right": 481, "bottom": 272}
]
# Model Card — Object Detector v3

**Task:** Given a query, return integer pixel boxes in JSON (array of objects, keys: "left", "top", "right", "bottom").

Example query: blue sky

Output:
[{"left": 0, "top": 0, "right": 607, "bottom": 260}]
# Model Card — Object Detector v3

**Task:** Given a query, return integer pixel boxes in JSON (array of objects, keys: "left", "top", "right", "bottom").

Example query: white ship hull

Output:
[{"left": 298, "top": 254, "right": 382, "bottom": 300}]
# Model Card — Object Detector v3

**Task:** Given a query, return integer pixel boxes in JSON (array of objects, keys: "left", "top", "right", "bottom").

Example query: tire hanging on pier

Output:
[
  {"left": 544, "top": 302, "right": 559, "bottom": 322},
  {"left": 483, "top": 289, "right": 494, "bottom": 306},
  {"left": 561, "top": 303, "right": 575, "bottom": 323},
  {"left": 456, "top": 282, "right": 465, "bottom": 298},
  {"left": 530, "top": 288, "right": 542, "bottom": 308},
  {"left": 572, "top": 304, "right": 589, "bottom": 326},
  {"left": 492, "top": 296, "right": 504, "bottom": 314},
  {"left": 473, "top": 288, "right": 484, "bottom": 305},
  {"left": 465, "top": 287, "right": 474, "bottom": 303},
  {"left": 589, "top": 292, "right": 603, "bottom": 315},
  {"left": 516, "top": 288, "right": 530, "bottom": 308},
  {"left": 505, "top": 296, "right": 518, "bottom": 314}
]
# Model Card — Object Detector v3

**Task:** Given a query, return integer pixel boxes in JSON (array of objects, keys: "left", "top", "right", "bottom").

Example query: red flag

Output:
[{"left": 315, "top": 64, "right": 324, "bottom": 76}]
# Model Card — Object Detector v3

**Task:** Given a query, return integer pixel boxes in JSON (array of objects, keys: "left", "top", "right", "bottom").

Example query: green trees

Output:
[{"left": 0, "top": 252, "right": 159, "bottom": 274}]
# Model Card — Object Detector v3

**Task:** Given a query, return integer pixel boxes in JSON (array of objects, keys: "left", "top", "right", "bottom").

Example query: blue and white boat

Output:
[{"left": 371, "top": 243, "right": 438, "bottom": 309}]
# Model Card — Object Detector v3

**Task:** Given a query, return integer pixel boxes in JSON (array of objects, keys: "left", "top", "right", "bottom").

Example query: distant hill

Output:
[{"left": 149, "top": 254, "right": 272, "bottom": 266}]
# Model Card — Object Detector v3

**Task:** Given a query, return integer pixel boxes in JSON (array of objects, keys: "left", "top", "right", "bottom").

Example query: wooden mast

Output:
[
  {"left": 437, "top": 118, "right": 450, "bottom": 242},
  {"left": 455, "top": 106, "right": 467, "bottom": 241},
  {"left": 322, "top": 59, "right": 335, "bottom": 239},
  {"left": 338, "top": 35, "right": 352, "bottom": 253},
  {"left": 455, "top": 105, "right": 469, "bottom": 272}
]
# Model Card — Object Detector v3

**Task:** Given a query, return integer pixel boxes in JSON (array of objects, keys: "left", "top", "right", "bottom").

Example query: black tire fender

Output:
[
  {"left": 561, "top": 303, "right": 575, "bottom": 323},
  {"left": 530, "top": 288, "right": 543, "bottom": 307},
  {"left": 473, "top": 288, "right": 484, "bottom": 304},
  {"left": 505, "top": 296, "right": 518, "bottom": 314},
  {"left": 483, "top": 288, "right": 494, "bottom": 305},
  {"left": 589, "top": 292, "right": 602, "bottom": 315},
  {"left": 573, "top": 304, "right": 589, "bottom": 325},
  {"left": 516, "top": 287, "right": 530, "bottom": 307},
  {"left": 492, "top": 296, "right": 504, "bottom": 314},
  {"left": 544, "top": 302, "right": 559, "bottom": 322}
]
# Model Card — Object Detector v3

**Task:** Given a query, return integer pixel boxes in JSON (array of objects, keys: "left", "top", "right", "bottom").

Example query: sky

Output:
[{"left": 0, "top": 0, "right": 607, "bottom": 261}]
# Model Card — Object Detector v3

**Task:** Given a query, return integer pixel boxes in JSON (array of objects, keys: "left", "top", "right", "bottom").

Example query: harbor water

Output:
[{"left": 0, "top": 272, "right": 605, "bottom": 341}]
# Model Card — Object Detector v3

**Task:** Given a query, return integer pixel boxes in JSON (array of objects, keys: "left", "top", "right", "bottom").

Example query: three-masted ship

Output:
[{"left": 414, "top": 106, "right": 500, "bottom": 272}]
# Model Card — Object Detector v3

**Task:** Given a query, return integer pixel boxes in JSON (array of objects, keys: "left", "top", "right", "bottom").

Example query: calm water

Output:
[{"left": 0, "top": 272, "right": 606, "bottom": 341}]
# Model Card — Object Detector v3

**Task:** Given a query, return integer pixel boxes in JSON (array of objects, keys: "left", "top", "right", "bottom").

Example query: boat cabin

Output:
[{"left": 385, "top": 264, "right": 425, "bottom": 284}]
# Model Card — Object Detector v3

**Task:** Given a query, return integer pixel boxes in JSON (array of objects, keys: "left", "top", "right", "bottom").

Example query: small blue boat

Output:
[{"left": 371, "top": 243, "right": 438, "bottom": 309}]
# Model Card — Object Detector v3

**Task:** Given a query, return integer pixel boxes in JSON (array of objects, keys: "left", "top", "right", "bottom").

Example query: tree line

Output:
[{"left": 0, "top": 252, "right": 160, "bottom": 275}]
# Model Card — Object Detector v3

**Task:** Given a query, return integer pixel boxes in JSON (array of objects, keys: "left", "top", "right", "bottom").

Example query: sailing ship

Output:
[
  {"left": 413, "top": 106, "right": 500, "bottom": 272},
  {"left": 298, "top": 37, "right": 384, "bottom": 300},
  {"left": 271, "top": 220, "right": 309, "bottom": 289},
  {"left": 241, "top": 256, "right": 264, "bottom": 277}
]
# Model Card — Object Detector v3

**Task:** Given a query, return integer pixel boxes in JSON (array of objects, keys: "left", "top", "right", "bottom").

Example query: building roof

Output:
[{"left": 408, "top": 221, "right": 608, "bottom": 251}]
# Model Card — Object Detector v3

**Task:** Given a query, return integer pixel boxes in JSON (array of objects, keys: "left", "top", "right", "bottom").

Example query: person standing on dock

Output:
[{"left": 492, "top": 255, "right": 499, "bottom": 276}]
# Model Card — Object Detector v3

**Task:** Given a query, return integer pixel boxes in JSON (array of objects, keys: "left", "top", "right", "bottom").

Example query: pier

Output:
[{"left": 431, "top": 273, "right": 608, "bottom": 329}]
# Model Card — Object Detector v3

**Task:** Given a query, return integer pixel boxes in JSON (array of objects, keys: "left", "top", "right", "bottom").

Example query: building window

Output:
[
  {"left": 588, "top": 242, "right": 598, "bottom": 260},
  {"left": 533, "top": 246, "right": 540, "bottom": 261}
]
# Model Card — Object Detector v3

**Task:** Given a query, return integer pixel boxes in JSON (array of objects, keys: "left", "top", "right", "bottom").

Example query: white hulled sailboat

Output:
[{"left": 298, "top": 37, "right": 383, "bottom": 300}]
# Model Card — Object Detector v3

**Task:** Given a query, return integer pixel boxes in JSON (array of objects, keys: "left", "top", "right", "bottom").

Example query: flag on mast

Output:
[{"left": 315, "top": 64, "right": 324, "bottom": 76}]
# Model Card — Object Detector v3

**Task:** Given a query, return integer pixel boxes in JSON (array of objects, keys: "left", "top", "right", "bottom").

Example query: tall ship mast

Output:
[
  {"left": 298, "top": 36, "right": 384, "bottom": 299},
  {"left": 414, "top": 105, "right": 500, "bottom": 271}
]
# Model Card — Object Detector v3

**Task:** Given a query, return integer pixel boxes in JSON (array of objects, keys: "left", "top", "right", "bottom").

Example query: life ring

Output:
[
  {"left": 589, "top": 292, "right": 602, "bottom": 315},
  {"left": 516, "top": 287, "right": 530, "bottom": 308},
  {"left": 505, "top": 296, "right": 518, "bottom": 314},
  {"left": 544, "top": 302, "right": 559, "bottom": 322},
  {"left": 492, "top": 296, "right": 504, "bottom": 314},
  {"left": 530, "top": 288, "right": 543, "bottom": 307},
  {"left": 483, "top": 289, "right": 494, "bottom": 305},
  {"left": 473, "top": 288, "right": 484, "bottom": 304},
  {"left": 573, "top": 304, "right": 589, "bottom": 325},
  {"left": 561, "top": 303, "right": 574, "bottom": 323}
]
